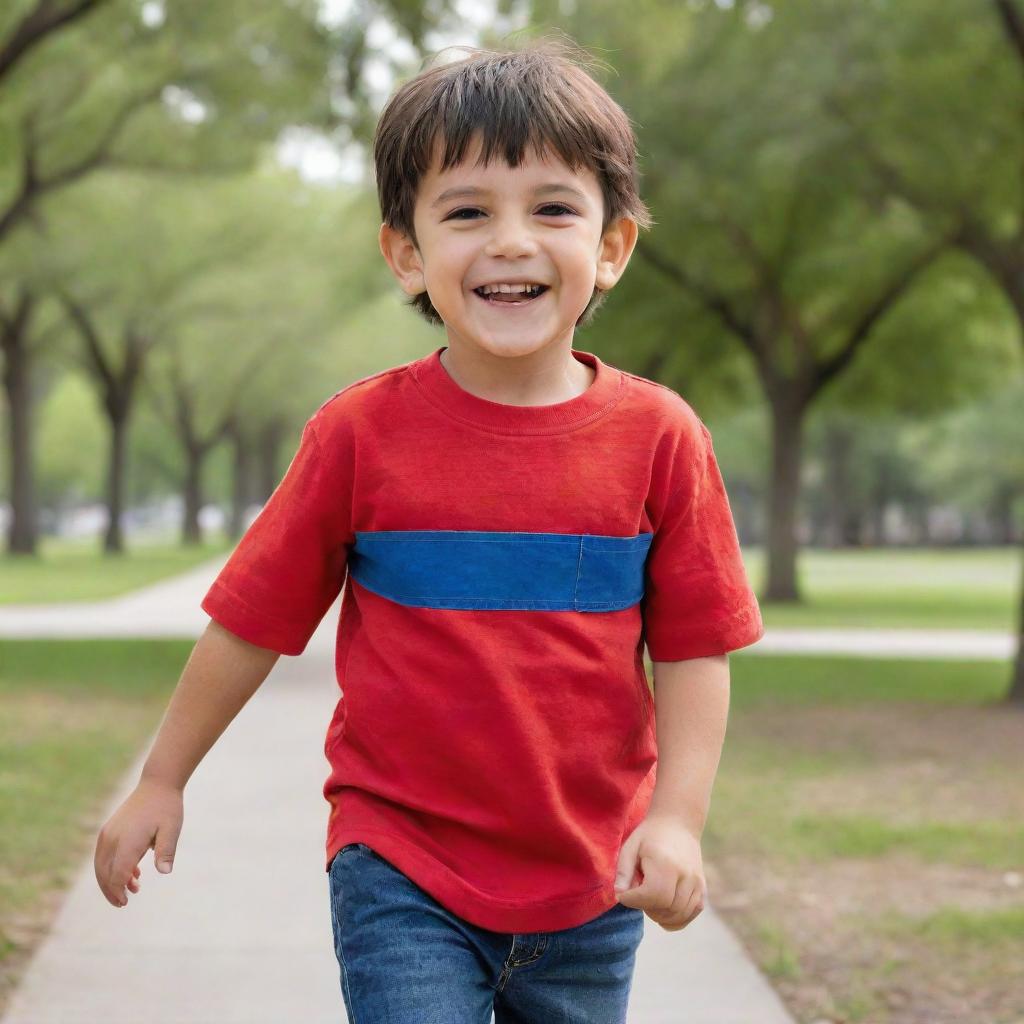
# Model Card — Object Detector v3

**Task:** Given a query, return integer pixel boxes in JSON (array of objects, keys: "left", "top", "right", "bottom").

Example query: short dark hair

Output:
[{"left": 372, "top": 34, "right": 654, "bottom": 327}]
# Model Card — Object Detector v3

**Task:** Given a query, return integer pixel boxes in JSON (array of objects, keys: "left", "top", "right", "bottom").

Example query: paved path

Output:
[{"left": 2, "top": 556, "right": 1013, "bottom": 1023}]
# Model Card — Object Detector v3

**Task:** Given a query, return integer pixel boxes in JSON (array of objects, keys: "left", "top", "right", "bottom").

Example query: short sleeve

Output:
[
  {"left": 200, "top": 414, "right": 352, "bottom": 656},
  {"left": 641, "top": 422, "right": 764, "bottom": 661}
]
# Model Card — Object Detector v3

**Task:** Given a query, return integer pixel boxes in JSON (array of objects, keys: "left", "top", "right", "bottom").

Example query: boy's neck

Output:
[{"left": 438, "top": 343, "right": 596, "bottom": 408}]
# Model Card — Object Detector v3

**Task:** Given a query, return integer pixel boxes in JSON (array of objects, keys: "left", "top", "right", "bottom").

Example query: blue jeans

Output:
[{"left": 328, "top": 843, "right": 645, "bottom": 1023}]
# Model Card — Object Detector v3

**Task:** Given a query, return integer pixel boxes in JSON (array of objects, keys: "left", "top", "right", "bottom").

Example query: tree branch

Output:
[
  {"left": 634, "top": 236, "right": 770, "bottom": 369},
  {"left": 0, "top": 0, "right": 105, "bottom": 84},
  {"left": 812, "top": 231, "right": 954, "bottom": 394},
  {"left": 993, "top": 0, "right": 1024, "bottom": 68}
]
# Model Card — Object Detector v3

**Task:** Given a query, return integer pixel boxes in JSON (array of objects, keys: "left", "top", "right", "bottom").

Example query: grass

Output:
[
  {"left": 0, "top": 638, "right": 188, "bottom": 1013},
  {"left": 1, "top": 535, "right": 234, "bottom": 605},
  {"left": 787, "top": 815, "right": 1024, "bottom": 867},
  {"left": 740, "top": 545, "right": 1021, "bottom": 631},
  {"left": 885, "top": 905, "right": 1024, "bottom": 948},
  {"left": 723, "top": 652, "right": 1014, "bottom": 708}
]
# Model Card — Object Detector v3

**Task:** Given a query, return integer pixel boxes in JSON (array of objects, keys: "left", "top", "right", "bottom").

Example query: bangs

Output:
[{"left": 423, "top": 58, "right": 604, "bottom": 182}]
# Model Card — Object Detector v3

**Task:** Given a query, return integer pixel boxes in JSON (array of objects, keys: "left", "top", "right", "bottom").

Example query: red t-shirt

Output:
[{"left": 200, "top": 345, "right": 763, "bottom": 932}]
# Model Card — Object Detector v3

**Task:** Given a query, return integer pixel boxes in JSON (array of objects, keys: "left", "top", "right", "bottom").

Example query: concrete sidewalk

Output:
[{"left": 11, "top": 554, "right": 1011, "bottom": 1022}]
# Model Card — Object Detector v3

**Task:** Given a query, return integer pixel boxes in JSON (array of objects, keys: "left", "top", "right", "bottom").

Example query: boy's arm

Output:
[
  {"left": 95, "top": 619, "right": 281, "bottom": 907},
  {"left": 646, "top": 654, "right": 730, "bottom": 835},
  {"left": 140, "top": 619, "right": 281, "bottom": 790},
  {"left": 614, "top": 654, "right": 730, "bottom": 929}
]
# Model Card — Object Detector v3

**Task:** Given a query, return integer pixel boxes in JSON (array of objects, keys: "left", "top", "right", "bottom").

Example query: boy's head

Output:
[{"left": 374, "top": 36, "right": 654, "bottom": 361}]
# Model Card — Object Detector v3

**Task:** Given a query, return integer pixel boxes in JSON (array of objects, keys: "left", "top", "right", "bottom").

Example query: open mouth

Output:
[{"left": 472, "top": 285, "right": 550, "bottom": 307}]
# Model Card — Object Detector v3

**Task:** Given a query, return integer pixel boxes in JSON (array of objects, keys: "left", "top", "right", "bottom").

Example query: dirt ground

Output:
[{"left": 708, "top": 701, "right": 1024, "bottom": 1024}]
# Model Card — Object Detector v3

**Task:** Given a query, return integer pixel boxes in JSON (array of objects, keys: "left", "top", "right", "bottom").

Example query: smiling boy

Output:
[{"left": 94, "top": 36, "right": 764, "bottom": 1024}]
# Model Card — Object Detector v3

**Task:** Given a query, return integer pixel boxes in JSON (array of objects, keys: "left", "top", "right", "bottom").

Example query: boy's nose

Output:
[{"left": 483, "top": 226, "right": 539, "bottom": 259}]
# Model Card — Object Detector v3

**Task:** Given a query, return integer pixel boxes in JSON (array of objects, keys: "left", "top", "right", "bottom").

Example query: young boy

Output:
[{"left": 94, "top": 37, "right": 764, "bottom": 1023}]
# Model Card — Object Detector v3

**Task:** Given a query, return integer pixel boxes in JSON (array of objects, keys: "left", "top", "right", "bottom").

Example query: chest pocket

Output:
[{"left": 347, "top": 529, "right": 654, "bottom": 612}]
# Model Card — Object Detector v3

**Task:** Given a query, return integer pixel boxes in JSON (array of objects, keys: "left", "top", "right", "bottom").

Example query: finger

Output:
[
  {"left": 110, "top": 845, "right": 144, "bottom": 905},
  {"left": 154, "top": 821, "right": 181, "bottom": 874},
  {"left": 626, "top": 857, "right": 675, "bottom": 912},
  {"left": 93, "top": 834, "right": 109, "bottom": 896},
  {"left": 100, "top": 838, "right": 124, "bottom": 907},
  {"left": 640, "top": 856, "right": 676, "bottom": 908},
  {"left": 616, "top": 864, "right": 642, "bottom": 894},
  {"left": 650, "top": 875, "right": 697, "bottom": 931},
  {"left": 614, "top": 863, "right": 646, "bottom": 906},
  {"left": 664, "top": 878, "right": 704, "bottom": 931},
  {"left": 682, "top": 879, "right": 706, "bottom": 925},
  {"left": 614, "top": 847, "right": 641, "bottom": 894}
]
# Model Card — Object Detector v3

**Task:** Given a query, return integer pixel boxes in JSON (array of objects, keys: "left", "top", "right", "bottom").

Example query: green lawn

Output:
[
  {"left": 741, "top": 546, "right": 1020, "bottom": 631},
  {"left": 0, "top": 639, "right": 187, "bottom": 999},
  {"left": 1, "top": 535, "right": 234, "bottom": 605}
]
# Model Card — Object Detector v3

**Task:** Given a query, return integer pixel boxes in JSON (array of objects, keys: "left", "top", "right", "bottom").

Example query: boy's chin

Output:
[{"left": 444, "top": 334, "right": 573, "bottom": 360}]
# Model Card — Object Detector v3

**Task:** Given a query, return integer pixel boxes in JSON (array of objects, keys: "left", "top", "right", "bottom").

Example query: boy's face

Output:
[{"left": 379, "top": 132, "right": 638, "bottom": 361}]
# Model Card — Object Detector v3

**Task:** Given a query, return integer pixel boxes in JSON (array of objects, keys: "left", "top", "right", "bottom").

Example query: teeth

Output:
[{"left": 477, "top": 283, "right": 544, "bottom": 296}]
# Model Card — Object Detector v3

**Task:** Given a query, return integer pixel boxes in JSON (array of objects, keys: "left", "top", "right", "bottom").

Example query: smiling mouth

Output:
[{"left": 472, "top": 285, "right": 550, "bottom": 306}]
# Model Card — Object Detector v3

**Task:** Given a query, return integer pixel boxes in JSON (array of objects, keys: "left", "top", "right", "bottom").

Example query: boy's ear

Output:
[
  {"left": 595, "top": 216, "right": 639, "bottom": 292},
  {"left": 379, "top": 223, "right": 426, "bottom": 296}
]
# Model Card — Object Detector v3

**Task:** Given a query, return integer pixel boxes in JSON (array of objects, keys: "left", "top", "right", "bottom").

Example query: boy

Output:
[{"left": 94, "top": 37, "right": 764, "bottom": 1023}]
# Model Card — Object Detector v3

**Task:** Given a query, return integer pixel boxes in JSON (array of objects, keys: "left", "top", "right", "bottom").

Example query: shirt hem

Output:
[
  {"left": 201, "top": 580, "right": 312, "bottom": 656},
  {"left": 646, "top": 604, "right": 765, "bottom": 662},
  {"left": 325, "top": 826, "right": 622, "bottom": 932}
]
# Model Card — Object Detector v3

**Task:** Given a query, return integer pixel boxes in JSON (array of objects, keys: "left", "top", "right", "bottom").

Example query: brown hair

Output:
[{"left": 372, "top": 34, "right": 655, "bottom": 327}]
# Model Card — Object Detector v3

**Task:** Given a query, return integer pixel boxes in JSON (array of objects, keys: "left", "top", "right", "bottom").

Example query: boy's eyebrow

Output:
[{"left": 430, "top": 183, "right": 589, "bottom": 207}]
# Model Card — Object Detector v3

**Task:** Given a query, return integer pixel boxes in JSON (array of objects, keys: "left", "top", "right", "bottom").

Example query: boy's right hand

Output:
[{"left": 94, "top": 777, "right": 184, "bottom": 908}]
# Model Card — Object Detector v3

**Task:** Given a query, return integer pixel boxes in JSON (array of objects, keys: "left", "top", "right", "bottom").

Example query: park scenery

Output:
[{"left": 1, "top": 2, "right": 1023, "bottom": 1023}]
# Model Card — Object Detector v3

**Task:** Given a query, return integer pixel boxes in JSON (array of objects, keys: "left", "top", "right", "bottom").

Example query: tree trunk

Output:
[
  {"left": 1002, "top": 276, "right": 1024, "bottom": 705},
  {"left": 1008, "top": 540, "right": 1024, "bottom": 705},
  {"left": 257, "top": 419, "right": 285, "bottom": 501},
  {"left": 229, "top": 426, "right": 253, "bottom": 542},
  {"left": 731, "top": 480, "right": 759, "bottom": 548},
  {"left": 868, "top": 461, "right": 887, "bottom": 546},
  {"left": 103, "top": 412, "right": 128, "bottom": 554},
  {"left": 764, "top": 395, "right": 806, "bottom": 601},
  {"left": 181, "top": 445, "right": 203, "bottom": 545},
  {"left": 2, "top": 297, "right": 38, "bottom": 555},
  {"left": 992, "top": 482, "right": 1018, "bottom": 546},
  {"left": 823, "top": 420, "right": 855, "bottom": 548},
  {"left": 910, "top": 499, "right": 930, "bottom": 544}
]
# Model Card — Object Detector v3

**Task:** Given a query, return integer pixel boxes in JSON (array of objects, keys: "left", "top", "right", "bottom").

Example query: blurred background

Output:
[{"left": 1, "top": 2, "right": 1022, "bottom": 1022}]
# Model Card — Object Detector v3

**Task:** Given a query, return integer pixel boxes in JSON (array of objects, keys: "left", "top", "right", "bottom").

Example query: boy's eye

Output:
[{"left": 445, "top": 204, "right": 575, "bottom": 221}]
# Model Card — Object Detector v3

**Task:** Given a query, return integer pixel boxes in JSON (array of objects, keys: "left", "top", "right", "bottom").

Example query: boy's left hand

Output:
[{"left": 613, "top": 812, "right": 707, "bottom": 932}]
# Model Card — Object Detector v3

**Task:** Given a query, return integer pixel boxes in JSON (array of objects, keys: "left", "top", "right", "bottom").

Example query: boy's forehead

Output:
[{"left": 418, "top": 133, "right": 600, "bottom": 203}]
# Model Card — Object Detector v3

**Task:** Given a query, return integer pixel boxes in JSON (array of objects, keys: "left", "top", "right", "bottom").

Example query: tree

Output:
[
  {"left": 518, "top": 1, "right": 1016, "bottom": 612},
  {"left": 1, "top": 0, "right": 459, "bottom": 555},
  {"left": 818, "top": 0, "right": 1024, "bottom": 701}
]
